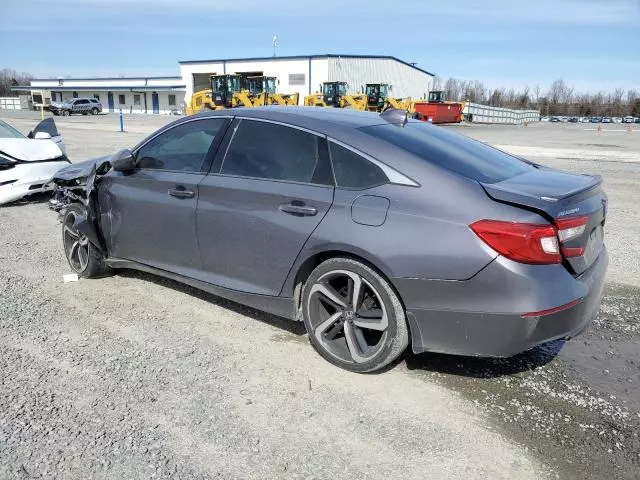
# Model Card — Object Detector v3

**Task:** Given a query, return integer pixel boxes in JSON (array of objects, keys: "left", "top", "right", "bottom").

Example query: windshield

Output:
[
  {"left": 0, "top": 120, "right": 25, "bottom": 139},
  {"left": 248, "top": 78, "right": 262, "bottom": 94},
  {"left": 324, "top": 83, "right": 347, "bottom": 98},
  {"left": 361, "top": 122, "right": 533, "bottom": 184},
  {"left": 264, "top": 77, "right": 276, "bottom": 94},
  {"left": 212, "top": 77, "right": 229, "bottom": 91},
  {"left": 228, "top": 76, "right": 241, "bottom": 92},
  {"left": 63, "top": 98, "right": 75, "bottom": 103},
  {"left": 366, "top": 85, "right": 379, "bottom": 97}
]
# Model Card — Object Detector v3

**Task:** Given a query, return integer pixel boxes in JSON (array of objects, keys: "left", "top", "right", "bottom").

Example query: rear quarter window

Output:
[
  {"left": 361, "top": 122, "right": 533, "bottom": 184},
  {"left": 329, "top": 142, "right": 388, "bottom": 189}
]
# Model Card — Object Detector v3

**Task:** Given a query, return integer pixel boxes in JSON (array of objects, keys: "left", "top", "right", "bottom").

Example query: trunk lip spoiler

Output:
[{"left": 481, "top": 173, "right": 603, "bottom": 202}]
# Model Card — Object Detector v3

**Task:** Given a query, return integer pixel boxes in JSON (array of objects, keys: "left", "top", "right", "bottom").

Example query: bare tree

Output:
[
  {"left": 431, "top": 75, "right": 442, "bottom": 91},
  {"left": 427, "top": 76, "right": 638, "bottom": 116},
  {"left": 0, "top": 69, "right": 34, "bottom": 97}
]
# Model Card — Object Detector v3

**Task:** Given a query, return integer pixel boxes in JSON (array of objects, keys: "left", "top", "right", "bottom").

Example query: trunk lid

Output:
[{"left": 482, "top": 168, "right": 607, "bottom": 274}]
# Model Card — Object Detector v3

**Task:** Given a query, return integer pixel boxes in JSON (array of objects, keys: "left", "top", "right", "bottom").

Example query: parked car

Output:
[
  {"left": 540, "top": 116, "right": 550, "bottom": 122},
  {"left": 550, "top": 117, "right": 560, "bottom": 122},
  {"left": 623, "top": 116, "right": 634, "bottom": 123},
  {"left": 590, "top": 117, "right": 602, "bottom": 123},
  {"left": 49, "top": 98, "right": 102, "bottom": 116},
  {"left": 568, "top": 117, "right": 579, "bottom": 123},
  {"left": 635, "top": 117, "right": 640, "bottom": 124},
  {"left": 49, "top": 107, "right": 608, "bottom": 373},
  {"left": 602, "top": 117, "right": 612, "bottom": 123},
  {"left": 0, "top": 118, "right": 69, "bottom": 205}
]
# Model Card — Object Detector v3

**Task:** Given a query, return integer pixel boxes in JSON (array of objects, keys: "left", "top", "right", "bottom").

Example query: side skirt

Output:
[{"left": 105, "top": 257, "right": 297, "bottom": 321}]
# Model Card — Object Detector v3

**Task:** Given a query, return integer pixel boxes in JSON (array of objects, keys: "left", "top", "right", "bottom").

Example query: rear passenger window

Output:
[
  {"left": 221, "top": 120, "right": 322, "bottom": 183},
  {"left": 329, "top": 142, "right": 388, "bottom": 189}
]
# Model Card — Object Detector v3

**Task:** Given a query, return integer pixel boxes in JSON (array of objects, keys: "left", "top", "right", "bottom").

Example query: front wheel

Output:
[
  {"left": 62, "top": 204, "right": 111, "bottom": 278},
  {"left": 91, "top": 107, "right": 99, "bottom": 115},
  {"left": 302, "top": 257, "right": 409, "bottom": 373},
  {"left": 61, "top": 109, "right": 70, "bottom": 116}
]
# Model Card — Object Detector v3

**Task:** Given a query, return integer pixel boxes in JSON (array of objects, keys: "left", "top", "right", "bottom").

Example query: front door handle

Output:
[
  {"left": 278, "top": 202, "right": 318, "bottom": 216},
  {"left": 168, "top": 186, "right": 195, "bottom": 199}
]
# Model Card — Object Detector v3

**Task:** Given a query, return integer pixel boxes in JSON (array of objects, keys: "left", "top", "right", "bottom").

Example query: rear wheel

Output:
[
  {"left": 62, "top": 204, "right": 111, "bottom": 278},
  {"left": 302, "top": 257, "right": 409, "bottom": 373}
]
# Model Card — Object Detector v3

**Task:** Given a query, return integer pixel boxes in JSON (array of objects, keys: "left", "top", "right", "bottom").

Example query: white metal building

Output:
[
  {"left": 179, "top": 54, "right": 434, "bottom": 106},
  {"left": 16, "top": 76, "right": 185, "bottom": 114},
  {"left": 14, "top": 54, "right": 434, "bottom": 113}
]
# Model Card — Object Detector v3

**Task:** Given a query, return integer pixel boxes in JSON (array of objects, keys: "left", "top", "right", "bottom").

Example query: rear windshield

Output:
[{"left": 360, "top": 122, "right": 533, "bottom": 183}]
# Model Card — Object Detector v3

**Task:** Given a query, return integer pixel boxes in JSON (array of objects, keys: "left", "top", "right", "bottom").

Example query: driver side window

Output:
[{"left": 136, "top": 118, "right": 226, "bottom": 172}]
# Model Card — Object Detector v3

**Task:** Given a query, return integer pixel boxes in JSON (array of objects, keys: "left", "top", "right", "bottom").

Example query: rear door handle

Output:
[
  {"left": 278, "top": 202, "right": 318, "bottom": 216},
  {"left": 168, "top": 186, "right": 195, "bottom": 199}
]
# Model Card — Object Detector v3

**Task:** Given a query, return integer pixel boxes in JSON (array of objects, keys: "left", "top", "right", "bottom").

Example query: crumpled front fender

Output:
[{"left": 72, "top": 212, "right": 105, "bottom": 253}]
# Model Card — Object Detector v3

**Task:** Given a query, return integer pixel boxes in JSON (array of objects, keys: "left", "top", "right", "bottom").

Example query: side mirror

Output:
[
  {"left": 34, "top": 131, "right": 52, "bottom": 140},
  {"left": 111, "top": 149, "right": 136, "bottom": 172}
]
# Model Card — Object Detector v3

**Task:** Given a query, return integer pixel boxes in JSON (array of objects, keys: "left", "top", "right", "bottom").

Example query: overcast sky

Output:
[{"left": 1, "top": 0, "right": 638, "bottom": 92}]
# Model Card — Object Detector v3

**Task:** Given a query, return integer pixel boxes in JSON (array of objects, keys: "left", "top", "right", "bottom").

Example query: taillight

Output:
[
  {"left": 556, "top": 215, "right": 589, "bottom": 242},
  {"left": 555, "top": 215, "right": 589, "bottom": 258},
  {"left": 470, "top": 220, "right": 561, "bottom": 264}
]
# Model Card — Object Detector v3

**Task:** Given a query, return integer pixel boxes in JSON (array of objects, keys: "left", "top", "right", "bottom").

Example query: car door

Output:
[
  {"left": 196, "top": 118, "right": 335, "bottom": 296},
  {"left": 99, "top": 117, "right": 230, "bottom": 275},
  {"left": 29, "top": 118, "right": 65, "bottom": 154}
]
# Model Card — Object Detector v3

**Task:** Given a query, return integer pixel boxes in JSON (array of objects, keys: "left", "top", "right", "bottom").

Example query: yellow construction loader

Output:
[
  {"left": 247, "top": 76, "right": 299, "bottom": 106},
  {"left": 208, "top": 74, "right": 244, "bottom": 109},
  {"left": 185, "top": 89, "right": 213, "bottom": 115},
  {"left": 365, "top": 83, "right": 414, "bottom": 113},
  {"left": 246, "top": 76, "right": 275, "bottom": 106},
  {"left": 304, "top": 82, "right": 366, "bottom": 109}
]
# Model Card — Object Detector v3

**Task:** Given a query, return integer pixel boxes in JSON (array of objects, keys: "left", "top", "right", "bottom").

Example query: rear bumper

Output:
[{"left": 394, "top": 247, "right": 608, "bottom": 357}]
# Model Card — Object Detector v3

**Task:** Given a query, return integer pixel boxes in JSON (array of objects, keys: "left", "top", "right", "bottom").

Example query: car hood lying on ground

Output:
[{"left": 0, "top": 138, "right": 63, "bottom": 161}]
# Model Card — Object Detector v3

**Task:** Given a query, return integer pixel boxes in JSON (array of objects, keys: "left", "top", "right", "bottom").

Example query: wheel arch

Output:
[{"left": 286, "top": 246, "right": 406, "bottom": 322}]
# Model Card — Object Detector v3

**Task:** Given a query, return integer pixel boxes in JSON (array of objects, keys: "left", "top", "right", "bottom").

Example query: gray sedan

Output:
[{"left": 50, "top": 107, "right": 608, "bottom": 373}]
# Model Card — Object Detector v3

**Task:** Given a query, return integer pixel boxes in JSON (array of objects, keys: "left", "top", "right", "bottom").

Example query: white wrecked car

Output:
[{"left": 0, "top": 118, "right": 69, "bottom": 205}]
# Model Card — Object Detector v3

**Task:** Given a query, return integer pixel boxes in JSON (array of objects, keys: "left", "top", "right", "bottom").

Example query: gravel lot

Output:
[{"left": 1, "top": 111, "right": 639, "bottom": 479}]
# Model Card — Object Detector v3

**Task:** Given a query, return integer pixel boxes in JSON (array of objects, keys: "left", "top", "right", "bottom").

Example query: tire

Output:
[
  {"left": 61, "top": 109, "right": 70, "bottom": 116},
  {"left": 62, "top": 204, "right": 111, "bottom": 278},
  {"left": 91, "top": 108, "right": 99, "bottom": 115},
  {"left": 302, "top": 257, "right": 409, "bottom": 373}
]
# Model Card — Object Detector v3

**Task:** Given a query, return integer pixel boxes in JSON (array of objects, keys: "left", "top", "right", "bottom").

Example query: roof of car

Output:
[{"left": 195, "top": 106, "right": 393, "bottom": 135}]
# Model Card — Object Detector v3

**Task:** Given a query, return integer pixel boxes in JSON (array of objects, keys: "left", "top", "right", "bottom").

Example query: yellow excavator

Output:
[
  {"left": 365, "top": 83, "right": 414, "bottom": 113},
  {"left": 304, "top": 82, "right": 367, "bottom": 109}
]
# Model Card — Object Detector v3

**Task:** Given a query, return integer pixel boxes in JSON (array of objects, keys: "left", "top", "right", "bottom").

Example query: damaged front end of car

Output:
[{"left": 48, "top": 149, "right": 134, "bottom": 253}]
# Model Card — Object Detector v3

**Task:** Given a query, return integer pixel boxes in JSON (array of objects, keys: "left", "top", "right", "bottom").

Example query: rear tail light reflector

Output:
[
  {"left": 556, "top": 215, "right": 589, "bottom": 242},
  {"left": 521, "top": 298, "right": 582, "bottom": 318},
  {"left": 561, "top": 246, "right": 585, "bottom": 258}
]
